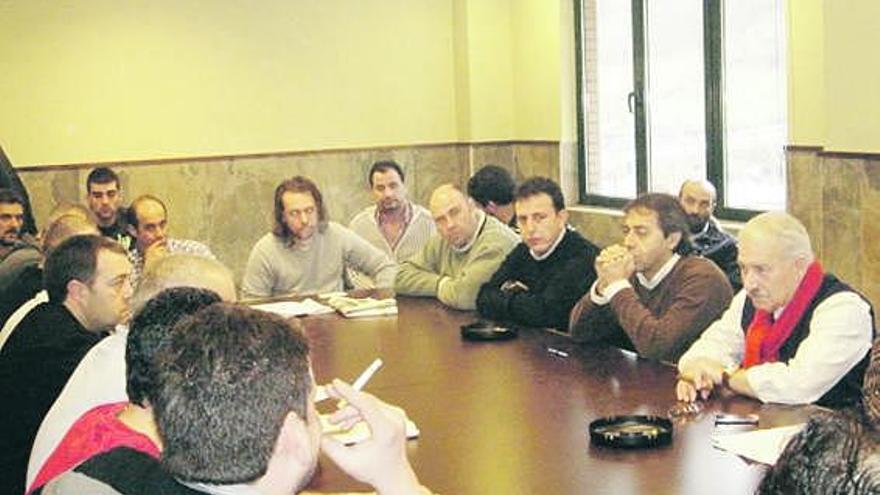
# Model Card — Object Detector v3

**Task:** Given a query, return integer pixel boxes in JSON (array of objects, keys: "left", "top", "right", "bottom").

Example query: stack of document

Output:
[
  {"left": 711, "top": 423, "right": 805, "bottom": 465},
  {"left": 325, "top": 296, "right": 398, "bottom": 318},
  {"left": 253, "top": 298, "right": 335, "bottom": 317}
]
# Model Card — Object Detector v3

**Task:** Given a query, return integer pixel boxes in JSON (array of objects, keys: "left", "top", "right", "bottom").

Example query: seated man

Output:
[
  {"left": 396, "top": 184, "right": 518, "bottom": 310},
  {"left": 0, "top": 235, "right": 132, "bottom": 495},
  {"left": 679, "top": 179, "right": 741, "bottom": 291},
  {"left": 0, "top": 212, "right": 99, "bottom": 349},
  {"left": 26, "top": 254, "right": 237, "bottom": 491},
  {"left": 126, "top": 194, "right": 215, "bottom": 287},
  {"left": 348, "top": 160, "right": 435, "bottom": 287},
  {"left": 242, "top": 176, "right": 397, "bottom": 298},
  {"left": 0, "top": 188, "right": 41, "bottom": 300},
  {"left": 86, "top": 167, "right": 133, "bottom": 248},
  {"left": 468, "top": 164, "right": 517, "bottom": 230},
  {"left": 477, "top": 177, "right": 599, "bottom": 330},
  {"left": 29, "top": 287, "right": 221, "bottom": 494},
  {"left": 570, "top": 193, "right": 733, "bottom": 362},
  {"left": 757, "top": 408, "right": 880, "bottom": 494},
  {"left": 42, "top": 303, "right": 429, "bottom": 494},
  {"left": 676, "top": 212, "right": 874, "bottom": 407}
]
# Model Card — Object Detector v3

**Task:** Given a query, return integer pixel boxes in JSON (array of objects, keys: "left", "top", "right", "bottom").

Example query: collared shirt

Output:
[
  {"left": 678, "top": 289, "right": 873, "bottom": 404},
  {"left": 452, "top": 210, "right": 486, "bottom": 254},
  {"left": 590, "top": 254, "right": 681, "bottom": 305},
  {"left": 128, "top": 238, "right": 215, "bottom": 288},
  {"left": 529, "top": 226, "right": 568, "bottom": 261},
  {"left": 375, "top": 201, "right": 413, "bottom": 251}
]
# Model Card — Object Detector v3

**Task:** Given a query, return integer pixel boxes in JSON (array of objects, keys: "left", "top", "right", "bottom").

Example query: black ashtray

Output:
[
  {"left": 589, "top": 415, "right": 673, "bottom": 449},
  {"left": 460, "top": 321, "right": 518, "bottom": 341}
]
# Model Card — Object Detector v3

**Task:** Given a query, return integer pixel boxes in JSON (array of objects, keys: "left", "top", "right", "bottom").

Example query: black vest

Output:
[{"left": 740, "top": 274, "right": 875, "bottom": 408}]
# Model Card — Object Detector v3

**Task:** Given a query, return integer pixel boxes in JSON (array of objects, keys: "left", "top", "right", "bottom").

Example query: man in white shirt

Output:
[{"left": 676, "top": 211, "right": 874, "bottom": 407}]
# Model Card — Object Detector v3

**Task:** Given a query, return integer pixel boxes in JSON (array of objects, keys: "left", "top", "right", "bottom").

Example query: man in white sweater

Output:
[{"left": 242, "top": 176, "right": 396, "bottom": 298}]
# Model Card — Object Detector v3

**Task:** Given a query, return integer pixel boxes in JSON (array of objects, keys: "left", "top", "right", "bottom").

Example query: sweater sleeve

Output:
[
  {"left": 475, "top": 248, "right": 519, "bottom": 320},
  {"left": 610, "top": 260, "right": 733, "bottom": 362},
  {"left": 395, "top": 239, "right": 443, "bottom": 297},
  {"left": 241, "top": 237, "right": 276, "bottom": 299},
  {"left": 341, "top": 227, "right": 398, "bottom": 289},
  {"left": 568, "top": 285, "right": 627, "bottom": 345}
]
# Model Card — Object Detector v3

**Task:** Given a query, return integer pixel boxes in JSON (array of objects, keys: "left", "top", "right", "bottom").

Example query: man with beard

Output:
[
  {"left": 86, "top": 167, "right": 133, "bottom": 249},
  {"left": 0, "top": 188, "right": 41, "bottom": 297},
  {"left": 348, "top": 161, "right": 435, "bottom": 288},
  {"left": 679, "top": 179, "right": 741, "bottom": 291},
  {"left": 569, "top": 193, "right": 733, "bottom": 362}
]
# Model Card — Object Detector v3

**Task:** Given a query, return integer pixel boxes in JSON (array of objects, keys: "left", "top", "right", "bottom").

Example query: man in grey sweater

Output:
[{"left": 242, "top": 176, "right": 396, "bottom": 298}]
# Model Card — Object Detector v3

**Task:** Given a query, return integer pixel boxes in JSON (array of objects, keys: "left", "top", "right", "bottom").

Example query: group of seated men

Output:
[{"left": 0, "top": 157, "right": 876, "bottom": 493}]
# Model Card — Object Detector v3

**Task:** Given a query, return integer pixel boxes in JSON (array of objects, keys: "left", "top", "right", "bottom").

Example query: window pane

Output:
[
  {"left": 645, "top": 0, "right": 706, "bottom": 195},
  {"left": 582, "top": 0, "right": 637, "bottom": 199},
  {"left": 723, "top": 0, "right": 787, "bottom": 210}
]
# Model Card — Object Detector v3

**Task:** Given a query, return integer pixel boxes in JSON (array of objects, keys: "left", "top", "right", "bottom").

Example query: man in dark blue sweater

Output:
[{"left": 477, "top": 177, "right": 599, "bottom": 330}]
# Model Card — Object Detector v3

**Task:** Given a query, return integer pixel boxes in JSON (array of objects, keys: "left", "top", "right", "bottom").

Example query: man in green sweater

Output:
[
  {"left": 569, "top": 193, "right": 733, "bottom": 363},
  {"left": 395, "top": 184, "right": 518, "bottom": 310}
]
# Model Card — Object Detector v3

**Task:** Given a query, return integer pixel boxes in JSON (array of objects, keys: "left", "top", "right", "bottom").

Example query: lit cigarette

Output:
[{"left": 352, "top": 358, "right": 383, "bottom": 391}]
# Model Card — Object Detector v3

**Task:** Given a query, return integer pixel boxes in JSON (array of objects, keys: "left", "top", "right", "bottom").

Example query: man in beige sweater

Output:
[{"left": 395, "top": 184, "right": 518, "bottom": 310}]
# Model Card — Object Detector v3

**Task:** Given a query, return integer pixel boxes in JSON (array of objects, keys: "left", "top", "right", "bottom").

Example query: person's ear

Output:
[
  {"left": 665, "top": 231, "right": 682, "bottom": 251},
  {"left": 558, "top": 209, "right": 569, "bottom": 224},
  {"left": 276, "top": 411, "right": 315, "bottom": 467},
  {"left": 66, "top": 278, "right": 90, "bottom": 305}
]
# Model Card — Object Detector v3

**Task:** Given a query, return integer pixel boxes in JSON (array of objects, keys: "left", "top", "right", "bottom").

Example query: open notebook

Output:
[{"left": 324, "top": 296, "right": 398, "bottom": 318}]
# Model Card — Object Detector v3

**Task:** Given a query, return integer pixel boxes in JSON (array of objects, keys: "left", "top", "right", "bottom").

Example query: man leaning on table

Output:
[
  {"left": 476, "top": 177, "right": 599, "bottom": 330},
  {"left": 676, "top": 211, "right": 874, "bottom": 408},
  {"left": 569, "top": 193, "right": 732, "bottom": 362},
  {"left": 395, "top": 183, "right": 518, "bottom": 310},
  {"left": 242, "top": 176, "right": 396, "bottom": 298}
]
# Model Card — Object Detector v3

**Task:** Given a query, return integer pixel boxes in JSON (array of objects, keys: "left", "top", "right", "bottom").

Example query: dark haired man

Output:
[
  {"left": 477, "top": 177, "right": 599, "bottom": 330},
  {"left": 26, "top": 255, "right": 237, "bottom": 490},
  {"left": 38, "top": 304, "right": 430, "bottom": 494},
  {"left": 348, "top": 161, "right": 435, "bottom": 287},
  {"left": 243, "top": 175, "right": 396, "bottom": 298},
  {"left": 86, "top": 167, "right": 133, "bottom": 248},
  {"left": 678, "top": 179, "right": 741, "bottom": 291},
  {"left": 30, "top": 287, "right": 221, "bottom": 494},
  {"left": 0, "top": 235, "right": 132, "bottom": 495},
  {"left": 126, "top": 195, "right": 214, "bottom": 287},
  {"left": 467, "top": 164, "right": 517, "bottom": 229},
  {"left": 570, "top": 193, "right": 732, "bottom": 362},
  {"left": 0, "top": 188, "right": 40, "bottom": 297}
]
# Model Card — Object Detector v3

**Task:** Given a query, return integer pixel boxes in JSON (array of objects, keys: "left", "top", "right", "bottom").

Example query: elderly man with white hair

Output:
[{"left": 676, "top": 211, "right": 874, "bottom": 408}]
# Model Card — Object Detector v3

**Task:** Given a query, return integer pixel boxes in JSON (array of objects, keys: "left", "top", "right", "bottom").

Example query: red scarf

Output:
[{"left": 742, "top": 261, "right": 824, "bottom": 368}]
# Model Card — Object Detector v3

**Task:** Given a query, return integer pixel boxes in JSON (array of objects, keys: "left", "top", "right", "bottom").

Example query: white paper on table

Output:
[
  {"left": 320, "top": 413, "right": 420, "bottom": 445},
  {"left": 253, "top": 298, "right": 335, "bottom": 317},
  {"left": 711, "top": 423, "right": 805, "bottom": 465}
]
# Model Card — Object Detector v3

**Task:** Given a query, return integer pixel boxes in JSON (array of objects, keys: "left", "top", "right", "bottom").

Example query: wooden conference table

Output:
[{"left": 300, "top": 295, "right": 814, "bottom": 495}]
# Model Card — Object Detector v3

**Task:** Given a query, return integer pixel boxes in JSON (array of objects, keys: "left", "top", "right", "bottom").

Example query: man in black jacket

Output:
[
  {"left": 477, "top": 177, "right": 599, "bottom": 330},
  {"left": 679, "top": 179, "right": 741, "bottom": 291}
]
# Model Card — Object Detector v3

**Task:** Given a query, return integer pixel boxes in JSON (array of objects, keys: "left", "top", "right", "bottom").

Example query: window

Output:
[{"left": 575, "top": 0, "right": 788, "bottom": 217}]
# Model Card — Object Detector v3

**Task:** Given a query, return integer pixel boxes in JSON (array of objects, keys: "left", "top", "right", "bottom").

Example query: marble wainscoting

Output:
[
  {"left": 787, "top": 147, "right": 880, "bottom": 308},
  {"left": 17, "top": 141, "right": 560, "bottom": 286}
]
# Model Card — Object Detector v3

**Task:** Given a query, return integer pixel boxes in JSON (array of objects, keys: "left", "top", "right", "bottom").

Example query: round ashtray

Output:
[
  {"left": 589, "top": 415, "right": 673, "bottom": 449},
  {"left": 460, "top": 321, "right": 518, "bottom": 341}
]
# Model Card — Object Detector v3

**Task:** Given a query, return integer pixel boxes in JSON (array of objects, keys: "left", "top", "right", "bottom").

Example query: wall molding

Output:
[
  {"left": 785, "top": 144, "right": 880, "bottom": 160},
  {"left": 14, "top": 140, "right": 561, "bottom": 172}
]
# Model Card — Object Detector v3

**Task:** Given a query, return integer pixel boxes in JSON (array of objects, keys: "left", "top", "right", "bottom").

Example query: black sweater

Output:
[{"left": 477, "top": 229, "right": 598, "bottom": 330}]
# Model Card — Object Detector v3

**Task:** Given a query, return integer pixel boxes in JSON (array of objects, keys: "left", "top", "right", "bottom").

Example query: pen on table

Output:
[{"left": 547, "top": 347, "right": 569, "bottom": 358}]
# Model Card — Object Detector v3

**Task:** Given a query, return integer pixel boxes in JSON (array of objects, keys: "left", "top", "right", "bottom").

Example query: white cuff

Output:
[{"left": 590, "top": 279, "right": 632, "bottom": 305}]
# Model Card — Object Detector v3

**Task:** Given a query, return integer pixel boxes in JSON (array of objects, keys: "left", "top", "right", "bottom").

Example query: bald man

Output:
[
  {"left": 395, "top": 184, "right": 518, "bottom": 310},
  {"left": 26, "top": 254, "right": 237, "bottom": 489},
  {"left": 678, "top": 180, "right": 741, "bottom": 291},
  {"left": 676, "top": 212, "right": 874, "bottom": 408}
]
